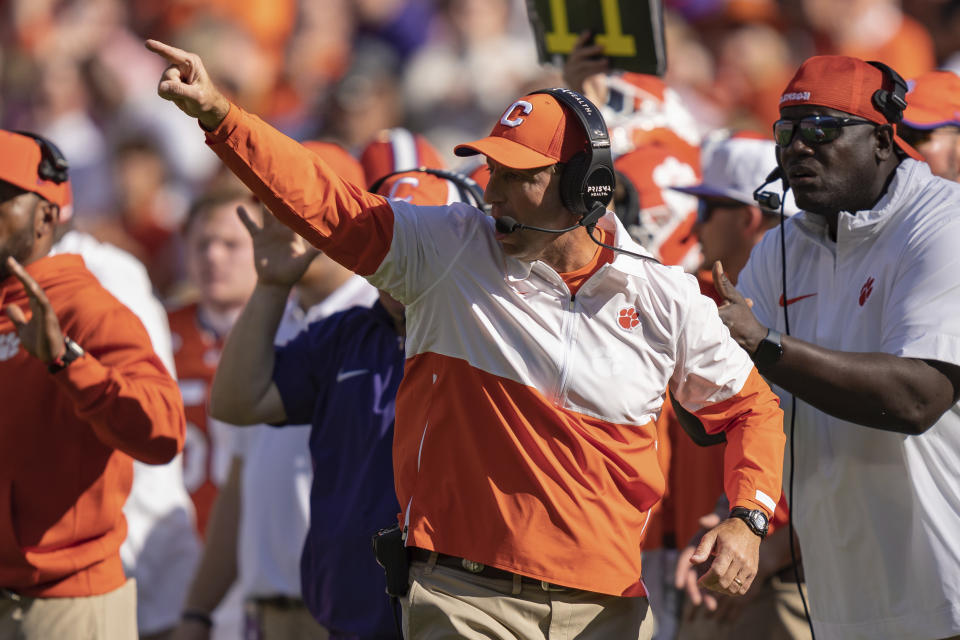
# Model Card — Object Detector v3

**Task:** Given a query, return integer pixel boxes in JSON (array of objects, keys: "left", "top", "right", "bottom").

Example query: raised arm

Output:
[
  {"left": 208, "top": 206, "right": 318, "bottom": 425},
  {"left": 715, "top": 261, "right": 960, "bottom": 435},
  {"left": 145, "top": 39, "right": 394, "bottom": 276}
]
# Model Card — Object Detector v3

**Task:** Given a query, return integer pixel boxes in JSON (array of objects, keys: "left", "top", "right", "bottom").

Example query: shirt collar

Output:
[{"left": 502, "top": 211, "right": 655, "bottom": 285}]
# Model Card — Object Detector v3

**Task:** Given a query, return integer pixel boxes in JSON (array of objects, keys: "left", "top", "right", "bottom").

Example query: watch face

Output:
[{"left": 750, "top": 511, "right": 768, "bottom": 531}]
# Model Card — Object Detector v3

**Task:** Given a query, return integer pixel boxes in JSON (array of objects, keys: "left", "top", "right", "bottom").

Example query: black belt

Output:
[{"left": 409, "top": 548, "right": 570, "bottom": 591}]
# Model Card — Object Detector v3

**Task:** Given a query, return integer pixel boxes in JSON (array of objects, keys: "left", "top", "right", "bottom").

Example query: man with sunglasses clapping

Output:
[{"left": 715, "top": 56, "right": 960, "bottom": 640}]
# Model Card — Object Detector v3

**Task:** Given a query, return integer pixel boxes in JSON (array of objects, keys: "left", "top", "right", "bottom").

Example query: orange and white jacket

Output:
[
  {"left": 205, "top": 106, "right": 785, "bottom": 597},
  {"left": 0, "top": 255, "right": 185, "bottom": 597}
]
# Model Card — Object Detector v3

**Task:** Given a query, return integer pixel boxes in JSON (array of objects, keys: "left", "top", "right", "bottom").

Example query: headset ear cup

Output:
[{"left": 560, "top": 152, "right": 590, "bottom": 216}]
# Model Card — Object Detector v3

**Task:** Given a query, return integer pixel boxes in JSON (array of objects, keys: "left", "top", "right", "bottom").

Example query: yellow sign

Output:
[{"left": 528, "top": 0, "right": 666, "bottom": 76}]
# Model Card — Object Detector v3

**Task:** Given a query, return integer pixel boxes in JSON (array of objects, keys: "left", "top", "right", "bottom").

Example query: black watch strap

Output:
[
  {"left": 751, "top": 328, "right": 783, "bottom": 370},
  {"left": 729, "top": 506, "right": 769, "bottom": 539},
  {"left": 48, "top": 336, "right": 85, "bottom": 374}
]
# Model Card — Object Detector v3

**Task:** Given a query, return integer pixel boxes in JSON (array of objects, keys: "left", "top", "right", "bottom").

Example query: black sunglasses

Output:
[{"left": 773, "top": 115, "right": 875, "bottom": 147}]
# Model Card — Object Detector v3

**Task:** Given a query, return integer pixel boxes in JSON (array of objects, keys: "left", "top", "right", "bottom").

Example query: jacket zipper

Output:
[{"left": 554, "top": 294, "right": 579, "bottom": 405}]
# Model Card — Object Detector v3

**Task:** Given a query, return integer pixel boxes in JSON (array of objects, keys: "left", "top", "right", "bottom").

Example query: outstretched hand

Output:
[
  {"left": 3, "top": 257, "right": 66, "bottom": 363},
  {"left": 145, "top": 39, "right": 230, "bottom": 130},
  {"left": 236, "top": 205, "right": 319, "bottom": 287},
  {"left": 713, "top": 261, "right": 767, "bottom": 356}
]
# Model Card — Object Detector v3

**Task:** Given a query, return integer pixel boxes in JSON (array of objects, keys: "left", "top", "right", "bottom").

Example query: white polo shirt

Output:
[{"left": 738, "top": 159, "right": 960, "bottom": 640}]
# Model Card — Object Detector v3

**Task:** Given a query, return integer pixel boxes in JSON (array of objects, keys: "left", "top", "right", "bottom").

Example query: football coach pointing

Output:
[{"left": 146, "top": 38, "right": 785, "bottom": 639}]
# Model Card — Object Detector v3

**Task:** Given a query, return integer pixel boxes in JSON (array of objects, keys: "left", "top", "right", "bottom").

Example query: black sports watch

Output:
[
  {"left": 729, "top": 506, "right": 769, "bottom": 539},
  {"left": 48, "top": 336, "right": 85, "bottom": 374},
  {"left": 751, "top": 328, "right": 783, "bottom": 370}
]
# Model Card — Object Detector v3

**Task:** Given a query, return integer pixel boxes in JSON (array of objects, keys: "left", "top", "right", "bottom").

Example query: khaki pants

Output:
[
  {"left": 245, "top": 597, "right": 329, "bottom": 640},
  {"left": 403, "top": 557, "right": 655, "bottom": 640},
  {"left": 0, "top": 578, "right": 137, "bottom": 640},
  {"left": 677, "top": 574, "right": 812, "bottom": 640}
]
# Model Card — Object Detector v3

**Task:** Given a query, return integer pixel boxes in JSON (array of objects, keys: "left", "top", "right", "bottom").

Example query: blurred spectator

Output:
[
  {"left": 314, "top": 40, "right": 405, "bottom": 152},
  {"left": 709, "top": 23, "right": 796, "bottom": 130},
  {"left": 352, "top": 0, "right": 434, "bottom": 62},
  {"left": 98, "top": 135, "right": 189, "bottom": 296},
  {"left": 172, "top": 143, "right": 378, "bottom": 640},
  {"left": 167, "top": 188, "right": 262, "bottom": 640},
  {"left": 898, "top": 70, "right": 960, "bottom": 181},
  {"left": 673, "top": 134, "right": 797, "bottom": 278},
  {"left": 802, "top": 0, "right": 935, "bottom": 78},
  {"left": 52, "top": 225, "right": 200, "bottom": 640},
  {"left": 402, "top": 0, "right": 542, "bottom": 165}
]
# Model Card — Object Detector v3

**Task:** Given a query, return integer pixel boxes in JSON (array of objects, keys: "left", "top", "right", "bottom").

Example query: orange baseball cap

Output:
[
  {"left": 778, "top": 56, "right": 923, "bottom": 161},
  {"left": 454, "top": 92, "right": 587, "bottom": 170},
  {"left": 0, "top": 130, "right": 73, "bottom": 219},
  {"left": 901, "top": 70, "right": 960, "bottom": 129},
  {"left": 360, "top": 128, "right": 445, "bottom": 189},
  {"left": 301, "top": 140, "right": 366, "bottom": 188}
]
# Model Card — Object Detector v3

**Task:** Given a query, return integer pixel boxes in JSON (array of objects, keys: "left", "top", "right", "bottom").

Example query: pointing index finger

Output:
[
  {"left": 145, "top": 39, "right": 191, "bottom": 65},
  {"left": 6, "top": 257, "right": 49, "bottom": 306},
  {"left": 712, "top": 261, "right": 739, "bottom": 301}
]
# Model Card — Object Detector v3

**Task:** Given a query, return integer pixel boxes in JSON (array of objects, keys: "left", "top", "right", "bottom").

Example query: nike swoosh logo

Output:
[
  {"left": 336, "top": 369, "right": 369, "bottom": 383},
  {"left": 778, "top": 293, "right": 817, "bottom": 307}
]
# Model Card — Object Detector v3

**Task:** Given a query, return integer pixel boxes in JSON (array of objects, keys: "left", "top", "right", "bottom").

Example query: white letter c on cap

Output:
[{"left": 501, "top": 101, "right": 533, "bottom": 127}]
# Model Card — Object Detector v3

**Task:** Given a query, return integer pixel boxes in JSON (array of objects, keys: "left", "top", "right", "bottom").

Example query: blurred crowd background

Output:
[{"left": 2, "top": 0, "right": 959, "bottom": 302}]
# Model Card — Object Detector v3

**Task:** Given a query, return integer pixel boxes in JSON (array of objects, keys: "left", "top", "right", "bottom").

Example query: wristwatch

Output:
[
  {"left": 751, "top": 328, "right": 783, "bottom": 370},
  {"left": 48, "top": 336, "right": 85, "bottom": 374},
  {"left": 730, "top": 506, "right": 769, "bottom": 539}
]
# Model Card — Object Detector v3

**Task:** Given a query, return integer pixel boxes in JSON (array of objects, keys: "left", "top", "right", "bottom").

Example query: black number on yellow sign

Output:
[{"left": 544, "top": 0, "right": 637, "bottom": 56}]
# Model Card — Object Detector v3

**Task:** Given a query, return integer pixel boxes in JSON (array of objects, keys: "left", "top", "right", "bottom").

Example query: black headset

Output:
[
  {"left": 14, "top": 131, "right": 69, "bottom": 184},
  {"left": 753, "top": 167, "right": 784, "bottom": 211},
  {"left": 866, "top": 61, "right": 908, "bottom": 124},
  {"left": 369, "top": 166, "right": 487, "bottom": 211},
  {"left": 530, "top": 88, "right": 615, "bottom": 229}
]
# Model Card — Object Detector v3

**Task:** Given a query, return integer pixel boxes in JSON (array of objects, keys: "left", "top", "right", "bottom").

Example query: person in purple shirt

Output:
[{"left": 210, "top": 207, "right": 403, "bottom": 640}]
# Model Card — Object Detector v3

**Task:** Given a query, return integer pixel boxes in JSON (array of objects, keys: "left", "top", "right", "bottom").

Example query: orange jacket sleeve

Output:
[
  {"left": 693, "top": 368, "right": 785, "bottom": 517},
  {"left": 203, "top": 104, "right": 395, "bottom": 276},
  {"left": 51, "top": 291, "right": 185, "bottom": 465}
]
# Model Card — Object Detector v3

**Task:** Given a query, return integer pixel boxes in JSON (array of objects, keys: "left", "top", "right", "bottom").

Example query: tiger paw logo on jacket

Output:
[{"left": 617, "top": 307, "right": 641, "bottom": 330}]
